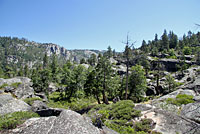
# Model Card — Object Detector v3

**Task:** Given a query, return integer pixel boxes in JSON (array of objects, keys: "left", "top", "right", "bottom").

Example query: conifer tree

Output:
[
  {"left": 84, "top": 69, "right": 101, "bottom": 104},
  {"left": 105, "top": 46, "right": 112, "bottom": 58},
  {"left": 161, "top": 30, "right": 169, "bottom": 51},
  {"left": 129, "top": 65, "right": 147, "bottom": 102},
  {"left": 43, "top": 52, "right": 49, "bottom": 69},
  {"left": 24, "top": 64, "right": 29, "bottom": 77},
  {"left": 0, "top": 65, "right": 4, "bottom": 78},
  {"left": 5, "top": 65, "right": 14, "bottom": 78},
  {"left": 88, "top": 53, "right": 97, "bottom": 66},
  {"left": 51, "top": 53, "right": 59, "bottom": 83}
]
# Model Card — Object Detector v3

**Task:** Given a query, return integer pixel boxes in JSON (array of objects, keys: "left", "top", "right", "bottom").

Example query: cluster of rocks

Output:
[
  {"left": 0, "top": 77, "right": 118, "bottom": 134},
  {"left": 1, "top": 69, "right": 200, "bottom": 134},
  {"left": 134, "top": 103, "right": 200, "bottom": 134}
]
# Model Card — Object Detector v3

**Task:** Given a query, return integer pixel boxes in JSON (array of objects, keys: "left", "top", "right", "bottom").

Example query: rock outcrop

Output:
[
  {"left": 0, "top": 93, "right": 31, "bottom": 115},
  {"left": 181, "top": 102, "right": 200, "bottom": 124},
  {"left": 134, "top": 104, "right": 200, "bottom": 134},
  {"left": 0, "top": 77, "right": 35, "bottom": 99},
  {"left": 0, "top": 77, "right": 31, "bottom": 87},
  {"left": 12, "top": 83, "right": 35, "bottom": 99},
  {"left": 10, "top": 109, "right": 118, "bottom": 134}
]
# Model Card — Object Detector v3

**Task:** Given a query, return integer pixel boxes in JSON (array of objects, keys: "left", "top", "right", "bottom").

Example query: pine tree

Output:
[
  {"left": 169, "top": 31, "right": 178, "bottom": 49},
  {"left": 123, "top": 38, "right": 133, "bottom": 100},
  {"left": 88, "top": 53, "right": 97, "bottom": 66},
  {"left": 129, "top": 65, "right": 147, "bottom": 102},
  {"left": 51, "top": 54, "right": 59, "bottom": 83},
  {"left": 24, "top": 64, "right": 29, "bottom": 77},
  {"left": 161, "top": 30, "right": 169, "bottom": 51},
  {"left": 104, "top": 46, "right": 112, "bottom": 58},
  {"left": 196, "top": 48, "right": 200, "bottom": 65},
  {"left": 84, "top": 69, "right": 101, "bottom": 104},
  {"left": 43, "top": 52, "right": 49, "bottom": 69},
  {"left": 141, "top": 40, "right": 148, "bottom": 53},
  {"left": 165, "top": 74, "right": 177, "bottom": 93},
  {"left": 18, "top": 66, "right": 23, "bottom": 76},
  {"left": 0, "top": 65, "right": 4, "bottom": 78},
  {"left": 5, "top": 65, "right": 14, "bottom": 78},
  {"left": 80, "top": 58, "right": 86, "bottom": 64},
  {"left": 95, "top": 56, "right": 110, "bottom": 104}
]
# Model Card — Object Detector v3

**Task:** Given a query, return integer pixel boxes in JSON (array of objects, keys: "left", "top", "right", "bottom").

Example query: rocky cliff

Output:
[{"left": 0, "top": 37, "right": 103, "bottom": 68}]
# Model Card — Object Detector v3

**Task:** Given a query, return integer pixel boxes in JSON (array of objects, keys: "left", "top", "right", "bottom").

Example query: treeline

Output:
[
  {"left": 140, "top": 30, "right": 200, "bottom": 57},
  {"left": 31, "top": 49, "right": 147, "bottom": 103}
]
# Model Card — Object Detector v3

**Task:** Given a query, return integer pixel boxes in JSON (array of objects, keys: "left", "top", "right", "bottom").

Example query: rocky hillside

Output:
[
  {"left": 0, "top": 76, "right": 200, "bottom": 134},
  {"left": 0, "top": 37, "right": 103, "bottom": 68}
]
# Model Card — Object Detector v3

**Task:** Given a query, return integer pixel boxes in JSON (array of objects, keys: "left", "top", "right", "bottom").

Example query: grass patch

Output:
[
  {"left": 0, "top": 83, "right": 9, "bottom": 89},
  {"left": 0, "top": 82, "right": 22, "bottom": 90},
  {"left": 48, "top": 92, "right": 96, "bottom": 112},
  {"left": 10, "top": 82, "right": 22, "bottom": 88},
  {"left": 23, "top": 97, "right": 43, "bottom": 105},
  {"left": 166, "top": 94, "right": 194, "bottom": 106},
  {"left": 0, "top": 111, "right": 39, "bottom": 130}
]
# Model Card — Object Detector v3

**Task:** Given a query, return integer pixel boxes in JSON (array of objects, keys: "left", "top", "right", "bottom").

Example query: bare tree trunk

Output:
[
  {"left": 125, "top": 57, "right": 129, "bottom": 100},
  {"left": 102, "top": 70, "right": 109, "bottom": 104},
  {"left": 96, "top": 95, "right": 101, "bottom": 104}
]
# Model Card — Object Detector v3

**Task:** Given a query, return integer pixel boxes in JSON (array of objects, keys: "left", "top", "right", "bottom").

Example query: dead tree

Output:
[{"left": 122, "top": 34, "right": 135, "bottom": 100}]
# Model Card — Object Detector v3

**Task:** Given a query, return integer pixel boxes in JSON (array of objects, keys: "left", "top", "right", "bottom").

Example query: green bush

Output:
[
  {"left": 10, "top": 82, "right": 22, "bottom": 88},
  {"left": 67, "top": 97, "right": 96, "bottom": 112},
  {"left": 104, "top": 120, "right": 135, "bottom": 134},
  {"left": 23, "top": 97, "right": 43, "bottom": 105},
  {"left": 0, "top": 82, "right": 22, "bottom": 90},
  {"left": 107, "top": 100, "right": 141, "bottom": 120},
  {"left": 134, "top": 119, "right": 153, "bottom": 132},
  {"left": 166, "top": 94, "right": 194, "bottom": 106},
  {"left": 0, "top": 111, "right": 39, "bottom": 130},
  {"left": 183, "top": 47, "right": 192, "bottom": 55},
  {"left": 88, "top": 100, "right": 142, "bottom": 134},
  {"left": 196, "top": 69, "right": 200, "bottom": 75},
  {"left": 47, "top": 100, "right": 69, "bottom": 109},
  {"left": 48, "top": 92, "right": 96, "bottom": 112},
  {"left": 0, "top": 83, "right": 8, "bottom": 89}
]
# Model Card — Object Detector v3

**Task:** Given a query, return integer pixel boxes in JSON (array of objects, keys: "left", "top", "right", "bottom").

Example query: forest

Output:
[{"left": 0, "top": 30, "right": 200, "bottom": 134}]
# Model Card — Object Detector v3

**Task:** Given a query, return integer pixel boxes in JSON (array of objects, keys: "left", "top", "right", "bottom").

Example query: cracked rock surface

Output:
[{"left": 9, "top": 110, "right": 117, "bottom": 134}]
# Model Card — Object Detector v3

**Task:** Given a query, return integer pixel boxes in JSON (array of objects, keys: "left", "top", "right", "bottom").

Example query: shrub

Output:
[
  {"left": 47, "top": 100, "right": 69, "bottom": 109},
  {"left": 68, "top": 97, "right": 96, "bottom": 112},
  {"left": 134, "top": 119, "right": 153, "bottom": 132},
  {"left": 102, "top": 100, "right": 141, "bottom": 121},
  {"left": 48, "top": 92, "right": 96, "bottom": 112},
  {"left": 166, "top": 94, "right": 194, "bottom": 106},
  {"left": 10, "top": 82, "right": 22, "bottom": 88},
  {"left": 183, "top": 47, "right": 192, "bottom": 55},
  {"left": 88, "top": 100, "right": 142, "bottom": 134},
  {"left": 104, "top": 120, "right": 135, "bottom": 134},
  {"left": 23, "top": 97, "right": 43, "bottom": 105},
  {"left": 0, "top": 83, "right": 8, "bottom": 89},
  {"left": 0, "top": 111, "right": 39, "bottom": 130}
]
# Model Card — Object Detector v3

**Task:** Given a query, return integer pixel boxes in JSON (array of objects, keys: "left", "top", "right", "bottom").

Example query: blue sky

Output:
[{"left": 0, "top": 0, "right": 199, "bottom": 51}]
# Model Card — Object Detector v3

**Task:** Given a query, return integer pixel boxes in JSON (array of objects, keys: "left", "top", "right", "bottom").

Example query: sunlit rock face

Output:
[{"left": 10, "top": 109, "right": 118, "bottom": 134}]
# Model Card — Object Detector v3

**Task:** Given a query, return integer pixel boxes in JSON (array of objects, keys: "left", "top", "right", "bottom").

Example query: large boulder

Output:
[
  {"left": 153, "top": 89, "right": 197, "bottom": 102},
  {"left": 134, "top": 104, "right": 200, "bottom": 134},
  {"left": 0, "top": 77, "right": 31, "bottom": 87},
  {"left": 31, "top": 100, "right": 48, "bottom": 113},
  {"left": 0, "top": 93, "right": 31, "bottom": 115},
  {"left": 151, "top": 58, "right": 195, "bottom": 72},
  {"left": 12, "top": 83, "right": 35, "bottom": 99},
  {"left": 181, "top": 102, "right": 200, "bottom": 124},
  {"left": 10, "top": 109, "right": 118, "bottom": 134},
  {"left": 0, "top": 77, "right": 35, "bottom": 99}
]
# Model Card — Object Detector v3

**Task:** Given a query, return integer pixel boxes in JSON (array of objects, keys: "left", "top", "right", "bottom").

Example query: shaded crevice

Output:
[{"left": 36, "top": 109, "right": 62, "bottom": 117}]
